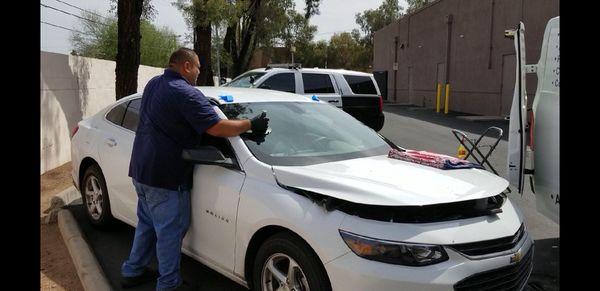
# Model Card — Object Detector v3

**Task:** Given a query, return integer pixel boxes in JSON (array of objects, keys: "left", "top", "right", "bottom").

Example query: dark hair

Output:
[{"left": 168, "top": 48, "right": 197, "bottom": 66}]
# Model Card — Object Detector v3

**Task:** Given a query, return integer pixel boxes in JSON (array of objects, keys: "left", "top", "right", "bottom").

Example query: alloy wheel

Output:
[
  {"left": 262, "top": 253, "right": 310, "bottom": 291},
  {"left": 84, "top": 176, "right": 103, "bottom": 220}
]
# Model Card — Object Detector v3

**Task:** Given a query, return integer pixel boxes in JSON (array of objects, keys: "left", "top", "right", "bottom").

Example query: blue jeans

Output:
[{"left": 122, "top": 179, "right": 191, "bottom": 291}]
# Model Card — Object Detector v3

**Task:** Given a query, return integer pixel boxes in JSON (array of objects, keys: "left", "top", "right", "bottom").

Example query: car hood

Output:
[{"left": 272, "top": 155, "right": 509, "bottom": 206}]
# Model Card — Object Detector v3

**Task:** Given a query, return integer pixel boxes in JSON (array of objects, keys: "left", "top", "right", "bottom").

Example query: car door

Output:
[
  {"left": 97, "top": 97, "right": 140, "bottom": 224},
  {"left": 301, "top": 72, "right": 342, "bottom": 107},
  {"left": 531, "top": 17, "right": 559, "bottom": 224},
  {"left": 507, "top": 22, "right": 528, "bottom": 196},
  {"left": 182, "top": 134, "right": 245, "bottom": 272}
]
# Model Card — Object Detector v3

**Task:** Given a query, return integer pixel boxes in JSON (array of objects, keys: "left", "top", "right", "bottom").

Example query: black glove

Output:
[
  {"left": 250, "top": 111, "right": 269, "bottom": 134},
  {"left": 245, "top": 132, "right": 267, "bottom": 145}
]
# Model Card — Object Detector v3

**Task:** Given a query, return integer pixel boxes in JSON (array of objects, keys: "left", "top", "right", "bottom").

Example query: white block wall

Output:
[{"left": 40, "top": 51, "right": 164, "bottom": 174}]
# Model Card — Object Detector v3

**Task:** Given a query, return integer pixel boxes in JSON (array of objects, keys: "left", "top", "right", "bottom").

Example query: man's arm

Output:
[
  {"left": 206, "top": 111, "right": 270, "bottom": 138},
  {"left": 206, "top": 119, "right": 251, "bottom": 137}
]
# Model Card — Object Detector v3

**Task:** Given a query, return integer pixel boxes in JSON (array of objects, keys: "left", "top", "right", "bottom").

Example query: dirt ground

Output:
[{"left": 40, "top": 162, "right": 84, "bottom": 291}]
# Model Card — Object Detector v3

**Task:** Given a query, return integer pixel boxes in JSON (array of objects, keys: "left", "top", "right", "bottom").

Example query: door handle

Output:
[
  {"left": 106, "top": 138, "right": 117, "bottom": 147},
  {"left": 328, "top": 100, "right": 340, "bottom": 103}
]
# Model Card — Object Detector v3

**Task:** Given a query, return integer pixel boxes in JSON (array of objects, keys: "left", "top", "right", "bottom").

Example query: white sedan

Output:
[{"left": 71, "top": 87, "right": 533, "bottom": 291}]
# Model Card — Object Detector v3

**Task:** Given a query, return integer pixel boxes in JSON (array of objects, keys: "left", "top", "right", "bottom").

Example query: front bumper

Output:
[{"left": 325, "top": 231, "right": 534, "bottom": 290}]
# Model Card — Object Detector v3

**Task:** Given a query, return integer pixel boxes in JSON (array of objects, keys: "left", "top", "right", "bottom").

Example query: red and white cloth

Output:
[{"left": 388, "top": 149, "right": 484, "bottom": 170}]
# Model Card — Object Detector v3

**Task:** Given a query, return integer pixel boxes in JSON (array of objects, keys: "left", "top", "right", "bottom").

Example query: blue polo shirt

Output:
[{"left": 129, "top": 69, "right": 222, "bottom": 190}]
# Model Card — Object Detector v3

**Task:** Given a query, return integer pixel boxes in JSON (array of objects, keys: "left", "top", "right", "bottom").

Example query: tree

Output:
[
  {"left": 355, "top": 0, "right": 403, "bottom": 44},
  {"left": 222, "top": 0, "right": 322, "bottom": 77},
  {"left": 303, "top": 0, "right": 321, "bottom": 19},
  {"left": 115, "top": 0, "right": 144, "bottom": 100},
  {"left": 176, "top": 0, "right": 321, "bottom": 79},
  {"left": 350, "top": 0, "right": 403, "bottom": 72},
  {"left": 296, "top": 40, "right": 327, "bottom": 68},
  {"left": 284, "top": 11, "right": 319, "bottom": 66},
  {"left": 281, "top": 10, "right": 317, "bottom": 47},
  {"left": 175, "top": 0, "right": 238, "bottom": 85},
  {"left": 406, "top": 0, "right": 428, "bottom": 13},
  {"left": 70, "top": 12, "right": 118, "bottom": 61},
  {"left": 327, "top": 32, "right": 360, "bottom": 69},
  {"left": 138, "top": 24, "right": 181, "bottom": 67},
  {"left": 224, "top": 0, "right": 265, "bottom": 77},
  {"left": 70, "top": 12, "right": 182, "bottom": 68}
]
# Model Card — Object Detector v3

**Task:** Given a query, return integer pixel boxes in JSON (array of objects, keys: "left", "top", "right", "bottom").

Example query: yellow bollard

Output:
[
  {"left": 444, "top": 84, "right": 450, "bottom": 114},
  {"left": 436, "top": 83, "right": 442, "bottom": 113}
]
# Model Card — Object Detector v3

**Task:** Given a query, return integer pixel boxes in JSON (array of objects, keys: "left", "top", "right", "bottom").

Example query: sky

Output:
[{"left": 40, "top": 0, "right": 408, "bottom": 55}]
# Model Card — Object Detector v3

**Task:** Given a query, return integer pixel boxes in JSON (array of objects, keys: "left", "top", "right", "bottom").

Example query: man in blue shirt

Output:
[{"left": 121, "top": 48, "right": 269, "bottom": 291}]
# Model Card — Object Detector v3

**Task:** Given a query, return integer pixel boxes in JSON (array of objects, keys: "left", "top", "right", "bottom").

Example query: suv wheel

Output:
[
  {"left": 253, "top": 232, "right": 331, "bottom": 291},
  {"left": 81, "top": 164, "right": 114, "bottom": 227}
]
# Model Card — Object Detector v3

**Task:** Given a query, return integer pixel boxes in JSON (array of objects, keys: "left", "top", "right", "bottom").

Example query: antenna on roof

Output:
[{"left": 265, "top": 63, "right": 302, "bottom": 70}]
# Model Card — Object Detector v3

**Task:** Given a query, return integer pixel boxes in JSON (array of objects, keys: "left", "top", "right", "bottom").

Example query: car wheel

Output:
[
  {"left": 81, "top": 164, "right": 114, "bottom": 228},
  {"left": 253, "top": 232, "right": 331, "bottom": 291}
]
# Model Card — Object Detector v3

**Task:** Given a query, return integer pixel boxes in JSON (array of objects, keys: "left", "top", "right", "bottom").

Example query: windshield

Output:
[
  {"left": 223, "top": 71, "right": 266, "bottom": 88},
  {"left": 220, "top": 102, "right": 391, "bottom": 166}
]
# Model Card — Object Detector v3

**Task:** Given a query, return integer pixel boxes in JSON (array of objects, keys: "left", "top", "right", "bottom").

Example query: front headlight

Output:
[{"left": 339, "top": 230, "right": 449, "bottom": 266}]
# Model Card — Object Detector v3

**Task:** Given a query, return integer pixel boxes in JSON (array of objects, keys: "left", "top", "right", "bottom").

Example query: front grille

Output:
[
  {"left": 454, "top": 246, "right": 534, "bottom": 291},
  {"left": 450, "top": 224, "right": 525, "bottom": 256}
]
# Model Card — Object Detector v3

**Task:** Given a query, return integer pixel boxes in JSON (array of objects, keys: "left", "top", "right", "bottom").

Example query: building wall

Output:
[
  {"left": 40, "top": 51, "right": 164, "bottom": 174},
  {"left": 373, "top": 0, "right": 559, "bottom": 116}
]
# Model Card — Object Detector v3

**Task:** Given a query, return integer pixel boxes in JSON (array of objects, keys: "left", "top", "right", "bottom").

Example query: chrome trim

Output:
[
  {"left": 449, "top": 230, "right": 533, "bottom": 261},
  {"left": 518, "top": 246, "right": 535, "bottom": 290}
]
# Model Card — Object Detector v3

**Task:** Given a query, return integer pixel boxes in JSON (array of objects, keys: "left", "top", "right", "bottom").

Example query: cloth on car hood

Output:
[{"left": 388, "top": 149, "right": 484, "bottom": 170}]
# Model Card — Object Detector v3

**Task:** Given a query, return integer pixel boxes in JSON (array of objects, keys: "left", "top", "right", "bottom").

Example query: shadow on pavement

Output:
[
  {"left": 66, "top": 204, "right": 247, "bottom": 291},
  {"left": 383, "top": 105, "right": 510, "bottom": 141},
  {"left": 527, "top": 238, "right": 560, "bottom": 291}
]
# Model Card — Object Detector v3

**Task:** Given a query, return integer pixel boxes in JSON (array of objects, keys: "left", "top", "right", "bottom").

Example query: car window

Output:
[
  {"left": 122, "top": 98, "right": 141, "bottom": 132},
  {"left": 220, "top": 102, "right": 390, "bottom": 166},
  {"left": 106, "top": 102, "right": 128, "bottom": 126},
  {"left": 302, "top": 73, "right": 335, "bottom": 94},
  {"left": 200, "top": 133, "right": 236, "bottom": 161},
  {"left": 259, "top": 73, "right": 296, "bottom": 93},
  {"left": 224, "top": 71, "right": 266, "bottom": 88},
  {"left": 343, "top": 75, "right": 378, "bottom": 95}
]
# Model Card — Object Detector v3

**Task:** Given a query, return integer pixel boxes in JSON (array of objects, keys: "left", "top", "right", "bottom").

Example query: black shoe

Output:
[{"left": 120, "top": 268, "right": 159, "bottom": 288}]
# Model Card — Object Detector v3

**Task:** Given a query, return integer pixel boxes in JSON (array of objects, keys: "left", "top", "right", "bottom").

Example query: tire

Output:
[
  {"left": 252, "top": 232, "right": 331, "bottom": 291},
  {"left": 81, "top": 164, "right": 115, "bottom": 228}
]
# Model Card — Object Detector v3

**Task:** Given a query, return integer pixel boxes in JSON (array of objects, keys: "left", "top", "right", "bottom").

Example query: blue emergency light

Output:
[{"left": 219, "top": 95, "right": 234, "bottom": 102}]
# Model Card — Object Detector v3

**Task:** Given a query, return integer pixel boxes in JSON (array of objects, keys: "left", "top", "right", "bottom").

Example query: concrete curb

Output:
[
  {"left": 58, "top": 209, "right": 112, "bottom": 291},
  {"left": 56, "top": 186, "right": 83, "bottom": 206}
]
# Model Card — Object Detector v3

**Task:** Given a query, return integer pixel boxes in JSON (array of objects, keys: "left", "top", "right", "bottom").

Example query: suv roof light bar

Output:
[{"left": 265, "top": 63, "right": 302, "bottom": 70}]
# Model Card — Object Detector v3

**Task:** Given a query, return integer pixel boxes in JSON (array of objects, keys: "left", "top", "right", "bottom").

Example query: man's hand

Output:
[{"left": 250, "top": 111, "right": 269, "bottom": 134}]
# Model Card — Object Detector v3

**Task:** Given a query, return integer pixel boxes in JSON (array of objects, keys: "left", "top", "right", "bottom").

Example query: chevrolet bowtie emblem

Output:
[{"left": 510, "top": 250, "right": 523, "bottom": 264}]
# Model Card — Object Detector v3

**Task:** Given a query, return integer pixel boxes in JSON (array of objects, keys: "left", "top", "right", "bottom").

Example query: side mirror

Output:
[{"left": 182, "top": 146, "right": 236, "bottom": 168}]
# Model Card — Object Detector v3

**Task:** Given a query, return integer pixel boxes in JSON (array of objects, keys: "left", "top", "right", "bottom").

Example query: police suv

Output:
[{"left": 223, "top": 64, "right": 386, "bottom": 131}]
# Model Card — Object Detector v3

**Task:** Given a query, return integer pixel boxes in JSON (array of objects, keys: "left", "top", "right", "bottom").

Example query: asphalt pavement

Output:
[
  {"left": 67, "top": 204, "right": 246, "bottom": 291},
  {"left": 68, "top": 104, "right": 559, "bottom": 291}
]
